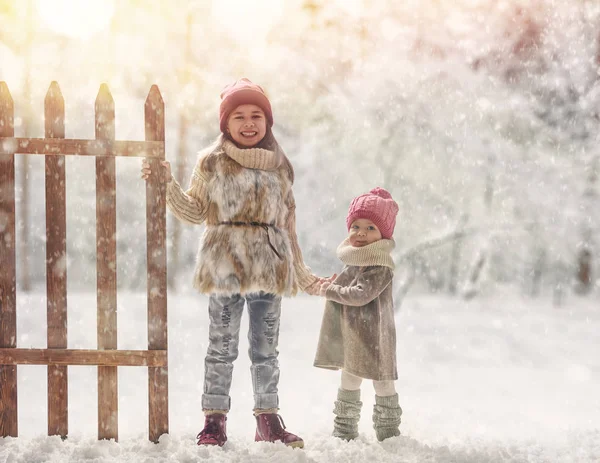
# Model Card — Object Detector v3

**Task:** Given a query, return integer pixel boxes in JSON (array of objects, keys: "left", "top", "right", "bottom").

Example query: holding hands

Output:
[
  {"left": 315, "top": 274, "right": 337, "bottom": 297},
  {"left": 318, "top": 281, "right": 331, "bottom": 297}
]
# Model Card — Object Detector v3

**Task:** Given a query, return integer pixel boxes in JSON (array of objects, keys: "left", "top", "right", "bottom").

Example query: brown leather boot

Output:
[
  {"left": 197, "top": 413, "right": 227, "bottom": 447},
  {"left": 254, "top": 413, "right": 304, "bottom": 448}
]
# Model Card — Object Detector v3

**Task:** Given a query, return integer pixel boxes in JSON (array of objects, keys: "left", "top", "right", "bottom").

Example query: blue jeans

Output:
[{"left": 201, "top": 292, "right": 282, "bottom": 411}]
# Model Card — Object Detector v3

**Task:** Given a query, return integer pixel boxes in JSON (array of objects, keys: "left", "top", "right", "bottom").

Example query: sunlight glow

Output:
[
  {"left": 333, "top": 0, "right": 363, "bottom": 17},
  {"left": 35, "top": 0, "right": 115, "bottom": 39},
  {"left": 211, "top": 0, "right": 284, "bottom": 42}
]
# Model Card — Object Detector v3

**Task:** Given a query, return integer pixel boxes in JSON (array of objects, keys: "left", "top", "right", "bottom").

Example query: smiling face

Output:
[
  {"left": 348, "top": 218, "right": 383, "bottom": 247},
  {"left": 226, "top": 104, "right": 267, "bottom": 147}
]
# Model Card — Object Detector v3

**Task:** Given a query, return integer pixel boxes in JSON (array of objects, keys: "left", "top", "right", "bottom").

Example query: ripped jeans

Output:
[{"left": 202, "top": 292, "right": 282, "bottom": 412}]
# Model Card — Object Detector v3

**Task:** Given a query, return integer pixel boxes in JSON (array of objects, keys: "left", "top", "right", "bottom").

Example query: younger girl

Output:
[
  {"left": 142, "top": 78, "right": 323, "bottom": 448},
  {"left": 314, "top": 187, "right": 402, "bottom": 442}
]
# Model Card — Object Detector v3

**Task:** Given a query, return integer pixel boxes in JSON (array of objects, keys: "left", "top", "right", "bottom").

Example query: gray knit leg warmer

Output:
[
  {"left": 373, "top": 394, "right": 402, "bottom": 441},
  {"left": 332, "top": 388, "right": 362, "bottom": 441}
]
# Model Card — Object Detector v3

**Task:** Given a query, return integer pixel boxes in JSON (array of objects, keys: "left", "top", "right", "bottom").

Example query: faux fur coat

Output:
[
  {"left": 313, "top": 239, "right": 397, "bottom": 381},
  {"left": 165, "top": 136, "right": 316, "bottom": 296}
]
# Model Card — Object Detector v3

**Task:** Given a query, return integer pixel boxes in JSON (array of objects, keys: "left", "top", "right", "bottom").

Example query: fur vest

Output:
[{"left": 166, "top": 137, "right": 315, "bottom": 296}]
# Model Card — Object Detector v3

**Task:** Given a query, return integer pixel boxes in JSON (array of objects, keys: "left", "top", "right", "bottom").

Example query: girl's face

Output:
[
  {"left": 227, "top": 104, "right": 267, "bottom": 147},
  {"left": 348, "top": 218, "right": 382, "bottom": 247}
]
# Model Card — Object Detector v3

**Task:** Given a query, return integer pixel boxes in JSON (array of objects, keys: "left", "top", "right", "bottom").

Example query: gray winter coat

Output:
[{"left": 314, "top": 265, "right": 397, "bottom": 381}]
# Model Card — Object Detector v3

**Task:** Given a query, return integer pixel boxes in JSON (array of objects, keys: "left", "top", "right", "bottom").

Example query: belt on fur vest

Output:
[{"left": 219, "top": 221, "right": 283, "bottom": 260}]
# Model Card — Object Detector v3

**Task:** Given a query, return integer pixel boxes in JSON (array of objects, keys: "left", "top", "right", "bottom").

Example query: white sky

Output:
[{"left": 34, "top": 0, "right": 115, "bottom": 40}]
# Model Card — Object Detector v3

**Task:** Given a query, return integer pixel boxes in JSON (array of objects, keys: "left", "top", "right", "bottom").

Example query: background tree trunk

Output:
[
  {"left": 168, "top": 10, "right": 193, "bottom": 291},
  {"left": 574, "top": 156, "right": 597, "bottom": 295},
  {"left": 462, "top": 149, "right": 495, "bottom": 299},
  {"left": 448, "top": 214, "right": 468, "bottom": 294},
  {"left": 17, "top": 0, "right": 34, "bottom": 291}
]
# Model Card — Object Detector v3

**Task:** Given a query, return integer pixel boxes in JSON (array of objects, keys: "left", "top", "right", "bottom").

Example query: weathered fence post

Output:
[
  {"left": 0, "top": 81, "right": 17, "bottom": 437},
  {"left": 45, "top": 81, "right": 68, "bottom": 438},
  {"left": 96, "top": 83, "right": 118, "bottom": 441},
  {"left": 145, "top": 85, "right": 168, "bottom": 443}
]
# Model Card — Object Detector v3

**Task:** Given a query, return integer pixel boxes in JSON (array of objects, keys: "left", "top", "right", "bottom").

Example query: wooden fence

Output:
[{"left": 0, "top": 81, "right": 168, "bottom": 442}]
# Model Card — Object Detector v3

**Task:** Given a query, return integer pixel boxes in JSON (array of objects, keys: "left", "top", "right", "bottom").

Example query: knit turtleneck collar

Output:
[
  {"left": 336, "top": 238, "right": 395, "bottom": 269},
  {"left": 222, "top": 139, "right": 283, "bottom": 171}
]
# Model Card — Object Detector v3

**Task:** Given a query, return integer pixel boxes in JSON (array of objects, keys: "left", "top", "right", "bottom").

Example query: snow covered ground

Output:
[{"left": 1, "top": 289, "right": 599, "bottom": 462}]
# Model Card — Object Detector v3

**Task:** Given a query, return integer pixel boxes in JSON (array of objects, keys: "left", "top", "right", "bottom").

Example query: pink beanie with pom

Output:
[{"left": 346, "top": 187, "right": 399, "bottom": 239}]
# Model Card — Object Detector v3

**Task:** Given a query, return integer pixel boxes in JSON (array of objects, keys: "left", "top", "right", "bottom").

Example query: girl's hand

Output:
[
  {"left": 318, "top": 281, "right": 331, "bottom": 297},
  {"left": 322, "top": 274, "right": 337, "bottom": 284},
  {"left": 305, "top": 280, "right": 321, "bottom": 296},
  {"left": 141, "top": 159, "right": 172, "bottom": 182},
  {"left": 305, "top": 274, "right": 337, "bottom": 296}
]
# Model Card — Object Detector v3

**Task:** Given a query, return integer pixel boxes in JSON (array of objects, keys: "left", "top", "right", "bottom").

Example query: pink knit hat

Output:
[
  {"left": 219, "top": 78, "right": 273, "bottom": 133},
  {"left": 346, "top": 187, "right": 399, "bottom": 239}
]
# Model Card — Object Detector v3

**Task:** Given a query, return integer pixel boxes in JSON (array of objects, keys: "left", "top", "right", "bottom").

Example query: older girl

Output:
[{"left": 142, "top": 78, "right": 323, "bottom": 448}]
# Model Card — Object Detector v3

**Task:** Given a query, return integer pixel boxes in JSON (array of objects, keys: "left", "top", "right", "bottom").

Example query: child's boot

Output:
[
  {"left": 254, "top": 410, "right": 304, "bottom": 448},
  {"left": 372, "top": 394, "right": 402, "bottom": 441},
  {"left": 196, "top": 412, "right": 227, "bottom": 446},
  {"left": 332, "top": 388, "right": 362, "bottom": 440}
]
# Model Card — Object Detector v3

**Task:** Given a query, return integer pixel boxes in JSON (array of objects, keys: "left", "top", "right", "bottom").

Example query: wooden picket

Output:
[
  {"left": 45, "top": 81, "right": 68, "bottom": 438},
  {"left": 0, "top": 81, "right": 168, "bottom": 443},
  {"left": 0, "top": 81, "right": 18, "bottom": 439},
  {"left": 144, "top": 85, "right": 169, "bottom": 443},
  {"left": 96, "top": 83, "right": 118, "bottom": 440}
]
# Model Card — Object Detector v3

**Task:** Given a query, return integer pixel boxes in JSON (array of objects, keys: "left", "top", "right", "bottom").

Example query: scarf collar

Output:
[
  {"left": 336, "top": 238, "right": 395, "bottom": 269},
  {"left": 222, "top": 139, "right": 283, "bottom": 171}
]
